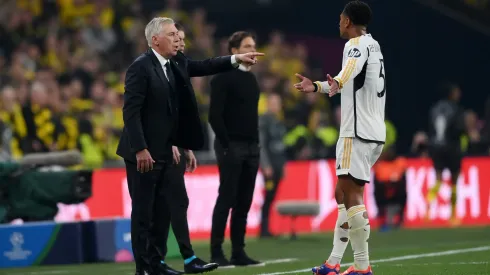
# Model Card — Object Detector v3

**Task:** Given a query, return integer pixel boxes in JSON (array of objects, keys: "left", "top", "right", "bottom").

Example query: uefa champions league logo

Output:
[{"left": 3, "top": 232, "right": 32, "bottom": 260}]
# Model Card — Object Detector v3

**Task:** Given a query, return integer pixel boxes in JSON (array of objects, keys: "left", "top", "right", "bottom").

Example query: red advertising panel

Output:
[{"left": 54, "top": 158, "right": 490, "bottom": 239}]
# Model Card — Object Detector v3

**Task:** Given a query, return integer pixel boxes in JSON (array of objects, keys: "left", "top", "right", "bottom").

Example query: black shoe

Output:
[
  {"left": 230, "top": 252, "right": 262, "bottom": 266},
  {"left": 155, "top": 263, "right": 184, "bottom": 275},
  {"left": 184, "top": 257, "right": 219, "bottom": 274},
  {"left": 210, "top": 255, "right": 234, "bottom": 268}
]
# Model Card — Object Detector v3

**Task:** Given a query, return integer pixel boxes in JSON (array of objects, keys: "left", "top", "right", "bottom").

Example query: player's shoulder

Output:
[
  {"left": 343, "top": 35, "right": 369, "bottom": 58},
  {"left": 345, "top": 34, "right": 379, "bottom": 48},
  {"left": 346, "top": 36, "right": 362, "bottom": 48}
]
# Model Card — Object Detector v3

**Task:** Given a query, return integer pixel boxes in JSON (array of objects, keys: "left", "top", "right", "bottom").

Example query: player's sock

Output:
[
  {"left": 347, "top": 205, "right": 370, "bottom": 271},
  {"left": 327, "top": 204, "right": 349, "bottom": 265},
  {"left": 450, "top": 185, "right": 457, "bottom": 218},
  {"left": 427, "top": 179, "right": 442, "bottom": 202},
  {"left": 184, "top": 255, "right": 196, "bottom": 265}
]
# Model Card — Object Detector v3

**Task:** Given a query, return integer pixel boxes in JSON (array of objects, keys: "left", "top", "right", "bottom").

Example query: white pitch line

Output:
[
  {"left": 219, "top": 258, "right": 298, "bottom": 269},
  {"left": 264, "top": 258, "right": 298, "bottom": 265},
  {"left": 256, "top": 246, "right": 490, "bottom": 275},
  {"left": 26, "top": 271, "right": 73, "bottom": 275},
  {"left": 373, "top": 261, "right": 489, "bottom": 267}
]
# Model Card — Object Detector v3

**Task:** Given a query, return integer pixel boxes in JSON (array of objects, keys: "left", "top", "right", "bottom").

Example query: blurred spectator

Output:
[
  {"left": 384, "top": 119, "right": 397, "bottom": 151},
  {"left": 0, "top": 119, "right": 11, "bottom": 161},
  {"left": 410, "top": 131, "right": 430, "bottom": 157},
  {"left": 310, "top": 110, "right": 338, "bottom": 159},
  {"left": 0, "top": 0, "right": 392, "bottom": 167},
  {"left": 373, "top": 147, "right": 408, "bottom": 232},
  {"left": 462, "top": 110, "right": 486, "bottom": 155},
  {"left": 482, "top": 96, "right": 490, "bottom": 154},
  {"left": 159, "top": 0, "right": 190, "bottom": 28},
  {"left": 0, "top": 86, "right": 18, "bottom": 160},
  {"left": 81, "top": 14, "right": 116, "bottom": 54},
  {"left": 259, "top": 93, "right": 287, "bottom": 238}
]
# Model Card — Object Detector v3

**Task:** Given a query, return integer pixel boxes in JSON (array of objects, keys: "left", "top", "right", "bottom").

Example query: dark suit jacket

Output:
[{"left": 116, "top": 49, "right": 235, "bottom": 162}]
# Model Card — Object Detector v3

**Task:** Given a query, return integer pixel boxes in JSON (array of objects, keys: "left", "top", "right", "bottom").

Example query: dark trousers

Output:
[
  {"left": 374, "top": 177, "right": 407, "bottom": 227},
  {"left": 260, "top": 166, "right": 283, "bottom": 235},
  {"left": 125, "top": 159, "right": 194, "bottom": 272},
  {"left": 211, "top": 140, "right": 259, "bottom": 256},
  {"left": 155, "top": 148, "right": 194, "bottom": 259}
]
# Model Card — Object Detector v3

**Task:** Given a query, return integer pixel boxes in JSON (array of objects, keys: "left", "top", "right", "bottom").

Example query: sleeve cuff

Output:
[
  {"left": 314, "top": 81, "right": 331, "bottom": 94},
  {"left": 333, "top": 76, "right": 343, "bottom": 89},
  {"left": 231, "top": 55, "right": 239, "bottom": 68},
  {"left": 314, "top": 81, "right": 322, "bottom": 93}
]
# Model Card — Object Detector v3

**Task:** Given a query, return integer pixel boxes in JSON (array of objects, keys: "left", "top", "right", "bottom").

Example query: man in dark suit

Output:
[
  {"left": 152, "top": 22, "right": 199, "bottom": 274},
  {"left": 169, "top": 23, "right": 197, "bottom": 175},
  {"left": 116, "top": 17, "right": 263, "bottom": 275}
]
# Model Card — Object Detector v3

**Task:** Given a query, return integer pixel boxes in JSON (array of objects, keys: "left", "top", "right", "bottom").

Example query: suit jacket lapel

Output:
[
  {"left": 148, "top": 50, "right": 174, "bottom": 114},
  {"left": 148, "top": 49, "right": 172, "bottom": 90},
  {"left": 153, "top": 65, "right": 169, "bottom": 88}
]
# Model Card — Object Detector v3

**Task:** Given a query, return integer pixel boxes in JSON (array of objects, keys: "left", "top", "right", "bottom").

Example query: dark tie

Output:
[
  {"left": 165, "top": 62, "right": 179, "bottom": 136},
  {"left": 165, "top": 62, "right": 176, "bottom": 89}
]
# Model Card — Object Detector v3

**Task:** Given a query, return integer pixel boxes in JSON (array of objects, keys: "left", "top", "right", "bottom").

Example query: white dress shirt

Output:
[{"left": 152, "top": 48, "right": 171, "bottom": 81}]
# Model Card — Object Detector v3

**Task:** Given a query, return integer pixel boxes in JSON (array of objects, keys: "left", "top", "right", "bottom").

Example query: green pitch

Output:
[{"left": 4, "top": 227, "right": 490, "bottom": 275}]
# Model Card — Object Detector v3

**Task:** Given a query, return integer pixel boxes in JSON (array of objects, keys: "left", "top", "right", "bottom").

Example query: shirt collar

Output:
[
  {"left": 152, "top": 48, "right": 169, "bottom": 67},
  {"left": 238, "top": 64, "right": 251, "bottom": 72}
]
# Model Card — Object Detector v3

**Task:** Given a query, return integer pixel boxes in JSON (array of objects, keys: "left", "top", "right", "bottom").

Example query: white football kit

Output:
[{"left": 316, "top": 34, "right": 386, "bottom": 181}]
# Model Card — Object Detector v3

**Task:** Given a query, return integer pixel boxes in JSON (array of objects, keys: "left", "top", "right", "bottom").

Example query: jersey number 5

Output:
[{"left": 377, "top": 59, "right": 386, "bottom": 98}]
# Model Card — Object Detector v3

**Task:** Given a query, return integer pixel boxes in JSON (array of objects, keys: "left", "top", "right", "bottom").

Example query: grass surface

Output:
[{"left": 3, "top": 226, "right": 490, "bottom": 275}]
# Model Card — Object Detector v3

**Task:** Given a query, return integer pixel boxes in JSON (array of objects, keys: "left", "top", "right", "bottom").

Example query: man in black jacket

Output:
[
  {"left": 426, "top": 83, "right": 465, "bottom": 226},
  {"left": 116, "top": 18, "right": 263, "bottom": 275},
  {"left": 170, "top": 23, "right": 197, "bottom": 175},
  {"left": 208, "top": 31, "right": 262, "bottom": 267},
  {"left": 258, "top": 93, "right": 287, "bottom": 238}
]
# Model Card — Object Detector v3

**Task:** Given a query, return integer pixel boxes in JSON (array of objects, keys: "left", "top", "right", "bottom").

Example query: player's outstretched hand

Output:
[
  {"left": 294, "top": 73, "right": 315, "bottom": 93},
  {"left": 327, "top": 74, "right": 339, "bottom": 97},
  {"left": 235, "top": 52, "right": 265, "bottom": 66}
]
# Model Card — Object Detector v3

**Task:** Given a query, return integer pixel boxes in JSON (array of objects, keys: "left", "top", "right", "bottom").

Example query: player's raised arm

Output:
[
  {"left": 294, "top": 73, "right": 339, "bottom": 97},
  {"left": 294, "top": 41, "right": 369, "bottom": 97},
  {"left": 333, "top": 42, "right": 369, "bottom": 89},
  {"left": 314, "top": 42, "right": 369, "bottom": 97}
]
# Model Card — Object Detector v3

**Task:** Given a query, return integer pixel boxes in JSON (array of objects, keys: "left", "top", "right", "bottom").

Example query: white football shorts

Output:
[{"left": 335, "top": 137, "right": 384, "bottom": 182}]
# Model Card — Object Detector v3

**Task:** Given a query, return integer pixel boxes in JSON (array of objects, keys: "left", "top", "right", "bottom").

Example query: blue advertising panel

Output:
[
  {"left": 0, "top": 222, "right": 83, "bottom": 268},
  {"left": 92, "top": 218, "right": 180, "bottom": 263}
]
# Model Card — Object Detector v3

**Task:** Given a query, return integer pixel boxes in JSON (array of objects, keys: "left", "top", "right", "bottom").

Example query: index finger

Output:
[{"left": 249, "top": 52, "right": 265, "bottom": 57}]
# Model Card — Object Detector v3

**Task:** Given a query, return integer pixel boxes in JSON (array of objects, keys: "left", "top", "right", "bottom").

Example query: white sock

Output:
[
  {"left": 327, "top": 204, "right": 349, "bottom": 265},
  {"left": 347, "top": 205, "right": 370, "bottom": 270}
]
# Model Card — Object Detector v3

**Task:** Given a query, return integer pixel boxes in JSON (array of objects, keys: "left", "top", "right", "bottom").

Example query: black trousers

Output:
[
  {"left": 125, "top": 159, "right": 193, "bottom": 272},
  {"left": 260, "top": 166, "right": 283, "bottom": 235},
  {"left": 155, "top": 148, "right": 194, "bottom": 260},
  {"left": 211, "top": 140, "right": 260, "bottom": 256},
  {"left": 374, "top": 177, "right": 407, "bottom": 226}
]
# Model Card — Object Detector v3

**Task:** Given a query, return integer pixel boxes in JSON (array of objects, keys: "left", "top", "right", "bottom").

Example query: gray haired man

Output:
[{"left": 116, "top": 17, "right": 264, "bottom": 275}]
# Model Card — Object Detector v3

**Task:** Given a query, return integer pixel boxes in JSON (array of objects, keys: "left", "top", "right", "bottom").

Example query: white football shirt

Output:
[{"left": 316, "top": 34, "right": 386, "bottom": 143}]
